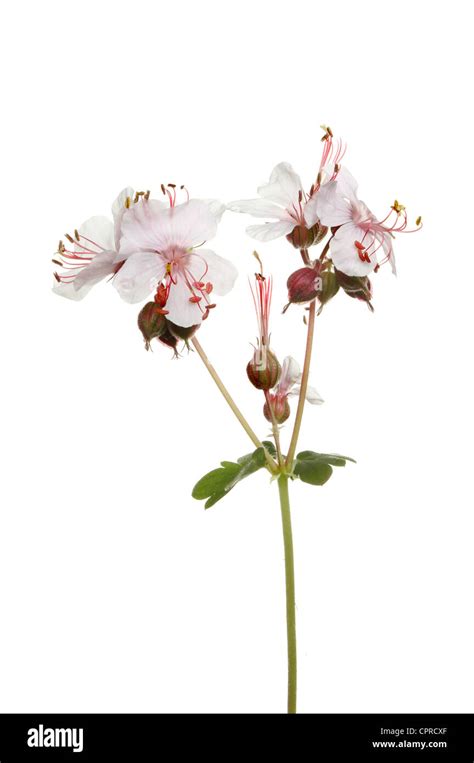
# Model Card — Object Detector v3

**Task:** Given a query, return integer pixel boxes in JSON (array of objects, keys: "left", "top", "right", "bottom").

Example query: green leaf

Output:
[
  {"left": 192, "top": 446, "right": 268, "bottom": 509},
  {"left": 296, "top": 450, "right": 356, "bottom": 466},
  {"left": 294, "top": 459, "right": 333, "bottom": 486},
  {"left": 262, "top": 440, "right": 277, "bottom": 458},
  {"left": 293, "top": 450, "right": 355, "bottom": 487}
]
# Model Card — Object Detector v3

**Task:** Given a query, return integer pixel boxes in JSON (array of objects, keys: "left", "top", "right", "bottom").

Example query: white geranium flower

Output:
[
  {"left": 314, "top": 167, "right": 422, "bottom": 277},
  {"left": 114, "top": 197, "right": 237, "bottom": 328},
  {"left": 228, "top": 129, "right": 345, "bottom": 243},
  {"left": 228, "top": 162, "right": 320, "bottom": 242},
  {"left": 53, "top": 187, "right": 135, "bottom": 300}
]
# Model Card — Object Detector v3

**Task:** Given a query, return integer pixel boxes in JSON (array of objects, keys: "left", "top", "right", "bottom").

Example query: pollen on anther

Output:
[
  {"left": 74, "top": 229, "right": 80, "bottom": 241},
  {"left": 189, "top": 295, "right": 202, "bottom": 303}
]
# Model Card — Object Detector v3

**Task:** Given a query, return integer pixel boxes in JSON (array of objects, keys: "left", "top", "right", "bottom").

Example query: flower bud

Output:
[
  {"left": 287, "top": 266, "right": 322, "bottom": 304},
  {"left": 167, "top": 320, "right": 200, "bottom": 341},
  {"left": 246, "top": 348, "right": 281, "bottom": 390},
  {"left": 263, "top": 394, "right": 290, "bottom": 424},
  {"left": 138, "top": 303, "right": 168, "bottom": 350},
  {"left": 335, "top": 269, "right": 374, "bottom": 312},
  {"left": 286, "top": 223, "right": 328, "bottom": 249}
]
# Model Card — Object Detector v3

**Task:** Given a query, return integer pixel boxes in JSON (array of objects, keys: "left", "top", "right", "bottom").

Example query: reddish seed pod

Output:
[
  {"left": 137, "top": 303, "right": 168, "bottom": 350},
  {"left": 287, "top": 265, "right": 322, "bottom": 304},
  {"left": 286, "top": 223, "right": 328, "bottom": 249},
  {"left": 166, "top": 320, "right": 200, "bottom": 341},
  {"left": 246, "top": 349, "right": 281, "bottom": 391},
  {"left": 263, "top": 394, "right": 290, "bottom": 424},
  {"left": 335, "top": 269, "right": 374, "bottom": 312}
]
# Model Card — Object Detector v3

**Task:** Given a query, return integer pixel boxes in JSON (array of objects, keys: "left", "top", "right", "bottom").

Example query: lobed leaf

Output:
[
  {"left": 293, "top": 450, "right": 355, "bottom": 487},
  {"left": 192, "top": 446, "right": 269, "bottom": 509}
]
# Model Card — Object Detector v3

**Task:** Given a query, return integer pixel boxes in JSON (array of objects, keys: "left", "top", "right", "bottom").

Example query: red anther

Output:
[
  {"left": 205, "top": 282, "right": 213, "bottom": 294},
  {"left": 154, "top": 283, "right": 168, "bottom": 307},
  {"left": 189, "top": 295, "right": 202, "bottom": 303},
  {"left": 53, "top": 272, "right": 61, "bottom": 282},
  {"left": 193, "top": 281, "right": 205, "bottom": 289},
  {"left": 355, "top": 240, "right": 370, "bottom": 263},
  {"left": 202, "top": 308, "right": 210, "bottom": 320},
  {"left": 206, "top": 303, "right": 216, "bottom": 309},
  {"left": 155, "top": 308, "right": 169, "bottom": 315}
]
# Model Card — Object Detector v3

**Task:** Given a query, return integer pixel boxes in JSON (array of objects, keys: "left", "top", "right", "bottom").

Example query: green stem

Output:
[
  {"left": 191, "top": 336, "right": 278, "bottom": 473},
  {"left": 286, "top": 299, "right": 316, "bottom": 467},
  {"left": 264, "top": 389, "right": 284, "bottom": 467},
  {"left": 277, "top": 474, "right": 297, "bottom": 713}
]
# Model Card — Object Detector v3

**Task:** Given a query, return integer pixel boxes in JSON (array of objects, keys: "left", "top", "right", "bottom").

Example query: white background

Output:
[{"left": 1, "top": 0, "right": 473, "bottom": 714}]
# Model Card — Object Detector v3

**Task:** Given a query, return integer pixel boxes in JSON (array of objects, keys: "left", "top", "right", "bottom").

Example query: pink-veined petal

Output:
[
  {"left": 330, "top": 223, "right": 376, "bottom": 276},
  {"left": 313, "top": 182, "right": 354, "bottom": 227},
  {"left": 76, "top": 216, "right": 115, "bottom": 253},
  {"left": 113, "top": 251, "right": 166, "bottom": 303},
  {"left": 303, "top": 197, "right": 320, "bottom": 227},
  {"left": 53, "top": 279, "right": 92, "bottom": 302},
  {"left": 227, "top": 198, "right": 289, "bottom": 220},
  {"left": 246, "top": 220, "right": 295, "bottom": 242},
  {"left": 72, "top": 251, "right": 117, "bottom": 292},
  {"left": 333, "top": 166, "right": 359, "bottom": 198},
  {"left": 165, "top": 275, "right": 204, "bottom": 328},
  {"left": 258, "top": 162, "right": 303, "bottom": 208},
  {"left": 120, "top": 198, "right": 218, "bottom": 255},
  {"left": 119, "top": 199, "right": 172, "bottom": 255},
  {"left": 195, "top": 249, "right": 238, "bottom": 296}
]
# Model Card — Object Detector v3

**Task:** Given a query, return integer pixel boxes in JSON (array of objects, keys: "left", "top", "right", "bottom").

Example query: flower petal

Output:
[
  {"left": 227, "top": 198, "right": 289, "bottom": 220},
  {"left": 72, "top": 251, "right": 117, "bottom": 292},
  {"left": 165, "top": 275, "right": 203, "bottom": 328},
  {"left": 303, "top": 197, "right": 319, "bottom": 227},
  {"left": 113, "top": 251, "right": 166, "bottom": 303},
  {"left": 305, "top": 385, "right": 324, "bottom": 405},
  {"left": 246, "top": 220, "right": 295, "bottom": 242},
  {"left": 53, "top": 279, "right": 92, "bottom": 302},
  {"left": 334, "top": 166, "right": 359, "bottom": 198},
  {"left": 200, "top": 198, "right": 227, "bottom": 222},
  {"left": 329, "top": 223, "right": 376, "bottom": 276},
  {"left": 77, "top": 216, "right": 115, "bottom": 253},
  {"left": 313, "top": 182, "right": 353, "bottom": 227},
  {"left": 258, "top": 162, "right": 303, "bottom": 208},
  {"left": 120, "top": 198, "right": 218, "bottom": 255},
  {"left": 196, "top": 249, "right": 238, "bottom": 295},
  {"left": 111, "top": 186, "right": 135, "bottom": 250},
  {"left": 119, "top": 199, "right": 171, "bottom": 254},
  {"left": 279, "top": 356, "right": 301, "bottom": 395}
]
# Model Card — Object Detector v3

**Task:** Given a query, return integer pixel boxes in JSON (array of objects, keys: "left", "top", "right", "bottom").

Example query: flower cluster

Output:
[
  {"left": 53, "top": 126, "right": 421, "bottom": 372},
  {"left": 54, "top": 186, "right": 238, "bottom": 342}
]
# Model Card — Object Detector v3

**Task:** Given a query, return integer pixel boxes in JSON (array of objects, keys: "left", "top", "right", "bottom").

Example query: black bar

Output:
[{"left": 0, "top": 714, "right": 473, "bottom": 761}]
